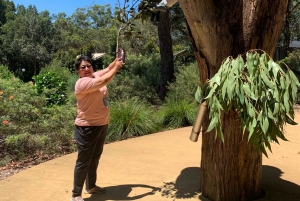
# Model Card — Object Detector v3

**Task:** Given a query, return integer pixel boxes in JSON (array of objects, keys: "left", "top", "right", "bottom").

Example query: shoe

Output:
[
  {"left": 70, "top": 196, "right": 84, "bottom": 201},
  {"left": 84, "top": 185, "right": 106, "bottom": 194}
]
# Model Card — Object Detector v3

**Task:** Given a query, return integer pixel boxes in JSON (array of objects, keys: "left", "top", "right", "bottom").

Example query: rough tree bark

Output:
[
  {"left": 178, "top": 1, "right": 288, "bottom": 200},
  {"left": 158, "top": 10, "right": 175, "bottom": 101}
]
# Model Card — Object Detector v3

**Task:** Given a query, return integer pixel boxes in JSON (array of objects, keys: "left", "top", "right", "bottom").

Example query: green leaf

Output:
[
  {"left": 261, "top": 70, "right": 275, "bottom": 89},
  {"left": 260, "top": 144, "right": 269, "bottom": 158},
  {"left": 238, "top": 83, "right": 245, "bottom": 104},
  {"left": 262, "top": 116, "right": 269, "bottom": 134},
  {"left": 243, "top": 83, "right": 251, "bottom": 95},
  {"left": 227, "top": 81, "right": 235, "bottom": 100},
  {"left": 272, "top": 62, "right": 280, "bottom": 79},
  {"left": 205, "top": 84, "right": 217, "bottom": 100},
  {"left": 248, "top": 104, "right": 255, "bottom": 117},
  {"left": 195, "top": 86, "right": 202, "bottom": 103},
  {"left": 222, "top": 79, "right": 228, "bottom": 100},
  {"left": 289, "top": 70, "right": 300, "bottom": 86},
  {"left": 267, "top": 107, "right": 274, "bottom": 119},
  {"left": 283, "top": 90, "right": 290, "bottom": 112},
  {"left": 285, "top": 114, "right": 297, "bottom": 125},
  {"left": 280, "top": 76, "right": 285, "bottom": 89},
  {"left": 206, "top": 116, "right": 218, "bottom": 133},
  {"left": 216, "top": 124, "right": 224, "bottom": 142}
]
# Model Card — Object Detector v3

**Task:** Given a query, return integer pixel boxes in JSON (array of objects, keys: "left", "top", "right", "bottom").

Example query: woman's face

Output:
[{"left": 77, "top": 60, "right": 94, "bottom": 78}]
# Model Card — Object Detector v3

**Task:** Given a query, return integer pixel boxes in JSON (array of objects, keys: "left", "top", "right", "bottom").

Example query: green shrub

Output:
[
  {"left": 125, "top": 53, "right": 161, "bottom": 87},
  {"left": 0, "top": 77, "right": 77, "bottom": 165},
  {"left": 33, "top": 71, "right": 67, "bottom": 106},
  {"left": 39, "top": 59, "right": 78, "bottom": 95},
  {"left": 5, "top": 133, "right": 47, "bottom": 156},
  {"left": 166, "top": 62, "right": 200, "bottom": 103},
  {"left": 158, "top": 98, "right": 198, "bottom": 129},
  {"left": 280, "top": 49, "right": 300, "bottom": 81},
  {"left": 108, "top": 73, "right": 160, "bottom": 104},
  {"left": 107, "top": 98, "right": 161, "bottom": 142},
  {"left": 0, "top": 78, "right": 46, "bottom": 135},
  {"left": 0, "top": 65, "right": 14, "bottom": 80},
  {"left": 66, "top": 74, "right": 79, "bottom": 95}
]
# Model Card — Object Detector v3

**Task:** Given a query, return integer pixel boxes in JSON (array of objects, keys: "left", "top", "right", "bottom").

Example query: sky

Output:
[{"left": 11, "top": 0, "right": 126, "bottom": 16}]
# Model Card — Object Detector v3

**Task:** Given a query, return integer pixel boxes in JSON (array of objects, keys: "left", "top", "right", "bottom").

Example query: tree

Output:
[
  {"left": 0, "top": 0, "right": 15, "bottom": 26},
  {"left": 158, "top": 10, "right": 175, "bottom": 100},
  {"left": 52, "top": 4, "right": 118, "bottom": 71},
  {"left": 282, "top": 0, "right": 300, "bottom": 57},
  {"left": 116, "top": 0, "right": 177, "bottom": 100},
  {"left": 0, "top": 5, "right": 55, "bottom": 76},
  {"left": 178, "top": 0, "right": 289, "bottom": 200}
]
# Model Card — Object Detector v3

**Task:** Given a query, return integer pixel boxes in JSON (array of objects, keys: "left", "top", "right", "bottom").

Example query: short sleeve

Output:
[{"left": 75, "top": 77, "right": 97, "bottom": 94}]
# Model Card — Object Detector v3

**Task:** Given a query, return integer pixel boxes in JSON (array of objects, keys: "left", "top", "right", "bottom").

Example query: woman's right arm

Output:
[{"left": 90, "top": 58, "right": 123, "bottom": 90}]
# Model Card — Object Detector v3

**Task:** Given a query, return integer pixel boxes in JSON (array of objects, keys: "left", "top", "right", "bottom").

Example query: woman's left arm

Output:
[{"left": 94, "top": 60, "right": 118, "bottom": 77}]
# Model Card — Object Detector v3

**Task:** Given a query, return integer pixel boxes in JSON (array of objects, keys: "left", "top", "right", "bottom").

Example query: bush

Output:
[
  {"left": 280, "top": 49, "right": 300, "bottom": 80},
  {"left": 0, "top": 78, "right": 46, "bottom": 135},
  {"left": 158, "top": 98, "right": 198, "bottom": 129},
  {"left": 107, "top": 98, "right": 161, "bottom": 142},
  {"left": 0, "top": 65, "right": 14, "bottom": 80},
  {"left": 108, "top": 73, "right": 160, "bottom": 104},
  {"left": 108, "top": 53, "right": 161, "bottom": 104},
  {"left": 0, "top": 77, "right": 77, "bottom": 164},
  {"left": 5, "top": 133, "right": 48, "bottom": 156},
  {"left": 166, "top": 62, "right": 200, "bottom": 103},
  {"left": 39, "top": 59, "right": 77, "bottom": 95},
  {"left": 33, "top": 71, "right": 67, "bottom": 106},
  {"left": 125, "top": 53, "right": 161, "bottom": 87}
]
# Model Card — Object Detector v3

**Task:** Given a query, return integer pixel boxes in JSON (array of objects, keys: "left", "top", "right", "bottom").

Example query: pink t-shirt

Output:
[{"left": 74, "top": 71, "right": 109, "bottom": 126}]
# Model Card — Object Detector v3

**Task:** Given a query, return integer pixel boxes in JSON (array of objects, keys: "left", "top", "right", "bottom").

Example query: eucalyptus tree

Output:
[
  {"left": 0, "top": 5, "right": 56, "bottom": 76},
  {"left": 178, "top": 0, "right": 291, "bottom": 200},
  {"left": 0, "top": 0, "right": 15, "bottom": 26},
  {"left": 52, "top": 4, "right": 118, "bottom": 71},
  {"left": 117, "top": 0, "right": 180, "bottom": 100},
  {"left": 281, "top": 0, "right": 300, "bottom": 57},
  {"left": 0, "top": 0, "right": 15, "bottom": 65}
]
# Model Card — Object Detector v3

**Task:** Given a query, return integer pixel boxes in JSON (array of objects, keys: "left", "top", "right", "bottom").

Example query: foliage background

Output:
[{"left": 0, "top": 0, "right": 299, "bottom": 167}]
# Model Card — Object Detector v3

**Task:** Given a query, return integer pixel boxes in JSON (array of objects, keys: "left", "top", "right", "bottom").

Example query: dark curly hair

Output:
[{"left": 75, "top": 56, "right": 93, "bottom": 70}]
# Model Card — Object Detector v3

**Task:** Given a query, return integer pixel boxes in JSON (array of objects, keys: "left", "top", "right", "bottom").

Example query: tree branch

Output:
[{"left": 291, "top": 2, "right": 300, "bottom": 13}]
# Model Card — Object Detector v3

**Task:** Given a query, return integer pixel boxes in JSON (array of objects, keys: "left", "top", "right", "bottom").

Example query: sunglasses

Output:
[{"left": 79, "top": 64, "right": 92, "bottom": 70}]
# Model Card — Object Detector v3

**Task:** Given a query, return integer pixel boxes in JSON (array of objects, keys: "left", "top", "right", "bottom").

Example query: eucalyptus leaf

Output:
[
  {"left": 222, "top": 79, "right": 228, "bottom": 100},
  {"left": 261, "top": 70, "right": 275, "bottom": 89},
  {"left": 201, "top": 50, "right": 298, "bottom": 157},
  {"left": 195, "top": 86, "right": 202, "bottom": 103},
  {"left": 272, "top": 62, "right": 280, "bottom": 79},
  {"left": 289, "top": 70, "right": 300, "bottom": 86},
  {"left": 206, "top": 116, "right": 218, "bottom": 133},
  {"left": 283, "top": 91, "right": 290, "bottom": 112},
  {"left": 205, "top": 84, "right": 217, "bottom": 99}
]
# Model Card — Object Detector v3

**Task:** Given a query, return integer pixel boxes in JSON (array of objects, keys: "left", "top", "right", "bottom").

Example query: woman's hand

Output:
[{"left": 115, "top": 58, "right": 124, "bottom": 71}]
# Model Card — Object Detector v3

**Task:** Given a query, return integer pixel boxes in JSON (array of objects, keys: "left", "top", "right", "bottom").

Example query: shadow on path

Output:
[
  {"left": 85, "top": 167, "right": 201, "bottom": 200},
  {"left": 260, "top": 165, "right": 300, "bottom": 201},
  {"left": 160, "top": 167, "right": 201, "bottom": 199},
  {"left": 84, "top": 184, "right": 160, "bottom": 201}
]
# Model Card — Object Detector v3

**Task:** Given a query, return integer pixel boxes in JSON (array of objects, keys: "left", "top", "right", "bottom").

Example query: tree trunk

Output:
[
  {"left": 283, "top": 0, "right": 292, "bottom": 58},
  {"left": 158, "top": 10, "right": 175, "bottom": 101},
  {"left": 178, "top": 0, "right": 288, "bottom": 200}
]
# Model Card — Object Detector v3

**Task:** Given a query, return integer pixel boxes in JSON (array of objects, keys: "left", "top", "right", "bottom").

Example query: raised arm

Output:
[{"left": 90, "top": 58, "right": 123, "bottom": 90}]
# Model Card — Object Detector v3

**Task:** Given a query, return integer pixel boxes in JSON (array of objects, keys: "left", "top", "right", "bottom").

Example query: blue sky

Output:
[{"left": 12, "top": 0, "right": 126, "bottom": 16}]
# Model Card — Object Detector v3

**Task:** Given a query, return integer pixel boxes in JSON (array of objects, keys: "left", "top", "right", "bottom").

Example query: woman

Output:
[{"left": 71, "top": 56, "right": 124, "bottom": 201}]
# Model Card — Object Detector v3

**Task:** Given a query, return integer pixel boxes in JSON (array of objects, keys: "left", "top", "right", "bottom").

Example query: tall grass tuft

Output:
[
  {"left": 107, "top": 97, "right": 160, "bottom": 142},
  {"left": 158, "top": 98, "right": 198, "bottom": 129}
]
